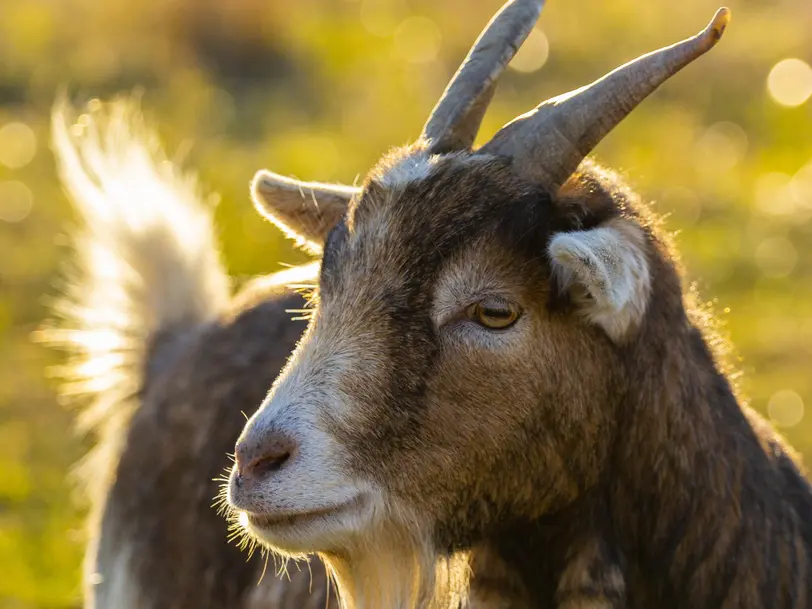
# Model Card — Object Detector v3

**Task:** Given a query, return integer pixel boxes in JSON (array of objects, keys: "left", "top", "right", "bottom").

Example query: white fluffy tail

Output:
[{"left": 41, "top": 98, "right": 231, "bottom": 503}]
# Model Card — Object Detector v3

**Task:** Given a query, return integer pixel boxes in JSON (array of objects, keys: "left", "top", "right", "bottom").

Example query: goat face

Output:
[{"left": 227, "top": 148, "right": 651, "bottom": 559}]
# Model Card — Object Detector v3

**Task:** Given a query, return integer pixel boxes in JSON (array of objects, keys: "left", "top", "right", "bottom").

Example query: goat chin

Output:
[
  {"left": 321, "top": 528, "right": 471, "bottom": 609},
  {"left": 235, "top": 497, "right": 472, "bottom": 609}
]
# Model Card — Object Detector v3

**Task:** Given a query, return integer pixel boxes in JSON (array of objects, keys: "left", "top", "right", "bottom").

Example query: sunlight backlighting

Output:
[
  {"left": 393, "top": 16, "right": 441, "bottom": 64},
  {"left": 0, "top": 122, "right": 37, "bottom": 169},
  {"left": 768, "top": 390, "right": 805, "bottom": 428},
  {"left": 754, "top": 172, "right": 795, "bottom": 217},
  {"left": 754, "top": 237, "right": 797, "bottom": 278},
  {"left": 767, "top": 58, "right": 812, "bottom": 107},
  {"left": 0, "top": 181, "right": 33, "bottom": 223},
  {"left": 694, "top": 121, "right": 748, "bottom": 172},
  {"left": 360, "top": 0, "right": 405, "bottom": 37},
  {"left": 509, "top": 28, "right": 549, "bottom": 74},
  {"left": 790, "top": 160, "right": 812, "bottom": 212}
]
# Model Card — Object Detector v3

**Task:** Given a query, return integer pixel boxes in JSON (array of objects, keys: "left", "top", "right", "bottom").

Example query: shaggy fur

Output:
[{"left": 233, "top": 138, "right": 812, "bottom": 609}]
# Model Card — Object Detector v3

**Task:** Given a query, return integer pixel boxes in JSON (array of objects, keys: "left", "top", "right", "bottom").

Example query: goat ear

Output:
[
  {"left": 251, "top": 170, "right": 358, "bottom": 254},
  {"left": 548, "top": 219, "right": 651, "bottom": 342}
]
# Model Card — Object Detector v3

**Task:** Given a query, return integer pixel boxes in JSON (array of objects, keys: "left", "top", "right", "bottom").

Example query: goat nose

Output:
[{"left": 235, "top": 430, "right": 297, "bottom": 480}]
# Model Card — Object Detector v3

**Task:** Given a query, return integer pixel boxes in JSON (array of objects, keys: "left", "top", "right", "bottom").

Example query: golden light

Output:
[
  {"left": 767, "top": 58, "right": 812, "bottom": 108},
  {"left": 360, "top": 0, "right": 404, "bottom": 37},
  {"left": 0, "top": 122, "right": 37, "bottom": 169},
  {"left": 694, "top": 121, "right": 748, "bottom": 172},
  {"left": 790, "top": 160, "right": 812, "bottom": 211},
  {"left": 508, "top": 28, "right": 549, "bottom": 74},
  {"left": 659, "top": 187, "right": 702, "bottom": 225},
  {"left": 754, "top": 171, "right": 795, "bottom": 216},
  {"left": 754, "top": 236, "right": 797, "bottom": 278},
  {"left": 87, "top": 573, "right": 104, "bottom": 586},
  {"left": 393, "top": 16, "right": 441, "bottom": 64},
  {"left": 768, "top": 389, "right": 804, "bottom": 428},
  {"left": 0, "top": 180, "right": 33, "bottom": 223}
]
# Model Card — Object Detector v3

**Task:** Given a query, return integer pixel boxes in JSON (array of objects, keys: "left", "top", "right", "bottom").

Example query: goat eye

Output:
[{"left": 466, "top": 300, "right": 520, "bottom": 330}]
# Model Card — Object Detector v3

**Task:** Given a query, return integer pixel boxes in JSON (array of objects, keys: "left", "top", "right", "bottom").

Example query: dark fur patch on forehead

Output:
[
  {"left": 338, "top": 156, "right": 618, "bottom": 262},
  {"left": 333, "top": 156, "right": 538, "bottom": 271},
  {"left": 319, "top": 153, "right": 630, "bottom": 316}
]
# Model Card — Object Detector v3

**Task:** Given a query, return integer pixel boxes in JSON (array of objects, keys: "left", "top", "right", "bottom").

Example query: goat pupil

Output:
[
  {"left": 484, "top": 307, "right": 509, "bottom": 319},
  {"left": 470, "top": 303, "right": 517, "bottom": 329}
]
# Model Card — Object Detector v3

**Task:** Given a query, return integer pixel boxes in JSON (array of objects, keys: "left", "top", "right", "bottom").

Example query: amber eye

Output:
[{"left": 466, "top": 299, "right": 520, "bottom": 330}]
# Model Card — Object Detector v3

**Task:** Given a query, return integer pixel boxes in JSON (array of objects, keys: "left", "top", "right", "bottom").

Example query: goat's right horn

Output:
[
  {"left": 420, "top": 0, "right": 544, "bottom": 154},
  {"left": 481, "top": 7, "right": 731, "bottom": 188}
]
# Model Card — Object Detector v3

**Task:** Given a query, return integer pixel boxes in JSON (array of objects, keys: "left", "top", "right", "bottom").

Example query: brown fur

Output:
[{"left": 231, "top": 143, "right": 812, "bottom": 609}]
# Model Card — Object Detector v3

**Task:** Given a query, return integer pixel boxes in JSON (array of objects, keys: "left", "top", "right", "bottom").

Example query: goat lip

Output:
[{"left": 244, "top": 495, "right": 366, "bottom": 530}]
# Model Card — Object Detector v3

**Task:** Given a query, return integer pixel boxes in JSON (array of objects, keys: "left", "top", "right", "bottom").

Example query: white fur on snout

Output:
[
  {"left": 228, "top": 335, "right": 383, "bottom": 555},
  {"left": 229, "top": 404, "right": 369, "bottom": 551},
  {"left": 229, "top": 420, "right": 354, "bottom": 511}
]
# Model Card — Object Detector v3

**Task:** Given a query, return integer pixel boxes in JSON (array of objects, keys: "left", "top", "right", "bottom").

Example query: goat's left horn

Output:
[
  {"left": 481, "top": 7, "right": 731, "bottom": 188},
  {"left": 421, "top": 0, "right": 544, "bottom": 154}
]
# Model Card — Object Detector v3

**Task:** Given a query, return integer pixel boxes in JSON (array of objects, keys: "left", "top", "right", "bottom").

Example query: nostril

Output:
[
  {"left": 236, "top": 431, "right": 298, "bottom": 481},
  {"left": 248, "top": 449, "right": 291, "bottom": 478}
]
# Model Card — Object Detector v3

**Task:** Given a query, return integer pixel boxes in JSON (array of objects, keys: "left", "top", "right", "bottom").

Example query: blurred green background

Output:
[{"left": 1, "top": 0, "right": 810, "bottom": 606}]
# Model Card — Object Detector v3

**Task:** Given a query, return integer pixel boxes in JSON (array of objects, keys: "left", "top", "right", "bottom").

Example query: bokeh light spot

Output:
[
  {"left": 0, "top": 181, "right": 34, "bottom": 223},
  {"left": 754, "top": 236, "right": 796, "bottom": 278},
  {"left": 360, "top": 0, "right": 405, "bottom": 37},
  {"left": 393, "top": 16, "right": 441, "bottom": 64},
  {"left": 767, "top": 58, "right": 812, "bottom": 108},
  {"left": 790, "top": 160, "right": 812, "bottom": 211},
  {"left": 754, "top": 172, "right": 795, "bottom": 216},
  {"left": 768, "top": 389, "right": 804, "bottom": 428},
  {"left": 0, "top": 122, "right": 37, "bottom": 169},
  {"left": 508, "top": 28, "right": 549, "bottom": 74},
  {"left": 87, "top": 573, "right": 104, "bottom": 586},
  {"left": 660, "top": 187, "right": 702, "bottom": 225},
  {"left": 695, "top": 121, "right": 748, "bottom": 172}
]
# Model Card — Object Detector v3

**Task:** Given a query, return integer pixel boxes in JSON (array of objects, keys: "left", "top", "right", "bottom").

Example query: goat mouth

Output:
[{"left": 242, "top": 494, "right": 367, "bottom": 532}]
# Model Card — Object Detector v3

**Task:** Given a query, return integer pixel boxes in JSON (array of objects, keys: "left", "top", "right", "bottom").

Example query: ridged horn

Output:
[
  {"left": 481, "top": 7, "right": 731, "bottom": 187},
  {"left": 421, "top": 0, "right": 544, "bottom": 154}
]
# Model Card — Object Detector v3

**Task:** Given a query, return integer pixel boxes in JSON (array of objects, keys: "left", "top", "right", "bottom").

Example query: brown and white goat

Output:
[
  {"left": 226, "top": 1, "right": 812, "bottom": 608},
  {"left": 44, "top": 102, "right": 525, "bottom": 607}
]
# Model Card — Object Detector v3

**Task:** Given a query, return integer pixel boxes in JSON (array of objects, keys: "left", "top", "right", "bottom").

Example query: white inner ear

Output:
[{"left": 548, "top": 220, "right": 651, "bottom": 342}]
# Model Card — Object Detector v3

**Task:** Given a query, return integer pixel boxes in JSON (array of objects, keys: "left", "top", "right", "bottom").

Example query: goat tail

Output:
[{"left": 39, "top": 97, "right": 231, "bottom": 504}]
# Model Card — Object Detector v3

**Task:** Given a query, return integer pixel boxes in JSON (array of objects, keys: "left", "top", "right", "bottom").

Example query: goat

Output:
[
  {"left": 43, "top": 102, "right": 527, "bottom": 607},
  {"left": 226, "top": 1, "right": 812, "bottom": 608}
]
